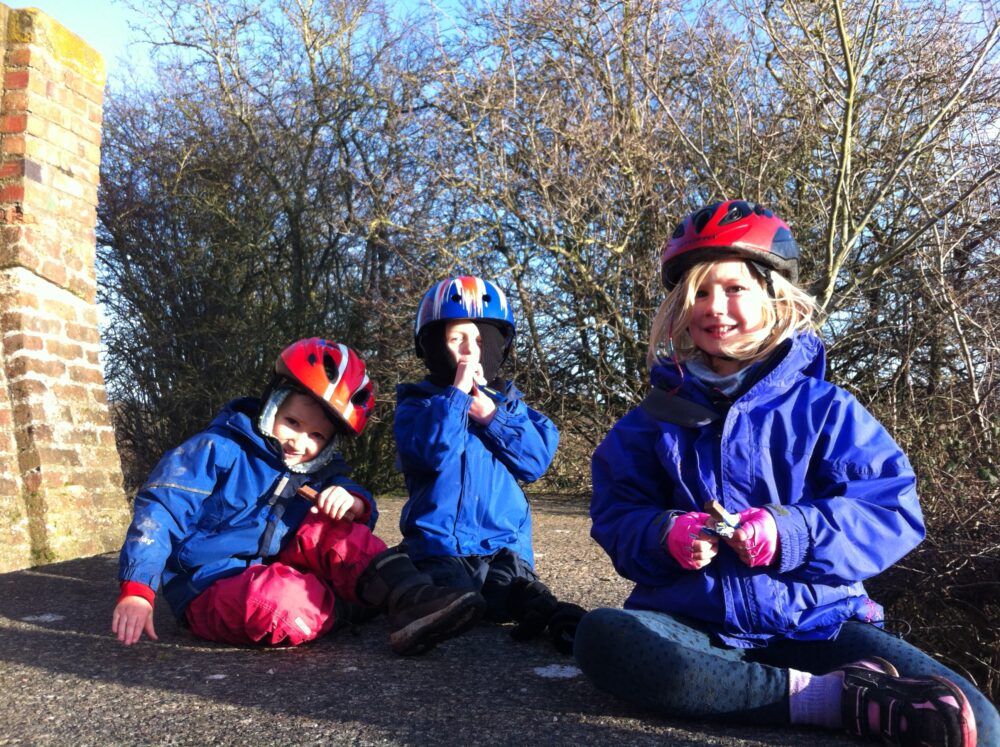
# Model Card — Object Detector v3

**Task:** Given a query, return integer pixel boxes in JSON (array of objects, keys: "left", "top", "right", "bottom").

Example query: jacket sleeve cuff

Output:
[
  {"left": 349, "top": 490, "right": 374, "bottom": 525},
  {"left": 770, "top": 504, "right": 810, "bottom": 573},
  {"left": 446, "top": 386, "right": 473, "bottom": 407},
  {"left": 118, "top": 581, "right": 155, "bottom": 606},
  {"left": 485, "top": 398, "right": 513, "bottom": 432}
]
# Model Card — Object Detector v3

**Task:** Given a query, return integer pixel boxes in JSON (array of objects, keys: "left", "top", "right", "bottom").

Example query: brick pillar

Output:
[{"left": 0, "top": 5, "right": 129, "bottom": 572}]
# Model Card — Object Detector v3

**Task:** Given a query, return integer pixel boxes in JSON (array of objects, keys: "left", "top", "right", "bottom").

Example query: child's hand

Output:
[
  {"left": 666, "top": 511, "right": 718, "bottom": 570},
  {"left": 468, "top": 381, "right": 497, "bottom": 424},
  {"left": 112, "top": 595, "right": 158, "bottom": 646},
  {"left": 723, "top": 507, "right": 778, "bottom": 567},
  {"left": 312, "top": 485, "right": 363, "bottom": 521},
  {"left": 453, "top": 358, "right": 485, "bottom": 392}
]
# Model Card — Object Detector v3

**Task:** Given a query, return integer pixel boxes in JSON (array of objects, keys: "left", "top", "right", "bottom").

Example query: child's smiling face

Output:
[
  {"left": 688, "top": 259, "right": 770, "bottom": 374},
  {"left": 271, "top": 392, "right": 335, "bottom": 466}
]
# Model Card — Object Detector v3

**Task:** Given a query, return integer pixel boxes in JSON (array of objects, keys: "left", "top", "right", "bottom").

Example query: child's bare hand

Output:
[
  {"left": 453, "top": 357, "right": 483, "bottom": 392},
  {"left": 472, "top": 363, "right": 487, "bottom": 386},
  {"left": 311, "top": 485, "right": 363, "bottom": 521},
  {"left": 112, "top": 595, "right": 157, "bottom": 646},
  {"left": 468, "top": 383, "right": 497, "bottom": 424}
]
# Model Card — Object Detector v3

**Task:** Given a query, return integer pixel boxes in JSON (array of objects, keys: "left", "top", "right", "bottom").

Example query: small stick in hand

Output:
[
  {"left": 702, "top": 500, "right": 740, "bottom": 539},
  {"left": 296, "top": 485, "right": 319, "bottom": 501}
]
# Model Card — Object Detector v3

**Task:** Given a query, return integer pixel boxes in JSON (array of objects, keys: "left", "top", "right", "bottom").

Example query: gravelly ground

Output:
[{"left": 0, "top": 494, "right": 858, "bottom": 746}]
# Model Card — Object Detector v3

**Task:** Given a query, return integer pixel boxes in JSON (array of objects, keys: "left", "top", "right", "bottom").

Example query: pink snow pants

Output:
[{"left": 185, "top": 513, "right": 387, "bottom": 646}]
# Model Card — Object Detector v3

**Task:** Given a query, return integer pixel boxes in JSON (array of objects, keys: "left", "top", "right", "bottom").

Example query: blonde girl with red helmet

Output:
[{"left": 575, "top": 201, "right": 994, "bottom": 747}]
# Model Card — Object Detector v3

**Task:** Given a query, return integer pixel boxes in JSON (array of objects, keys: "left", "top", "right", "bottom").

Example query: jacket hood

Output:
[
  {"left": 650, "top": 331, "right": 826, "bottom": 401},
  {"left": 211, "top": 397, "right": 351, "bottom": 476}
]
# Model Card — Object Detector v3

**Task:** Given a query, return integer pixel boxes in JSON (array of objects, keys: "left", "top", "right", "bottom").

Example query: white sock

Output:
[{"left": 788, "top": 668, "right": 843, "bottom": 729}]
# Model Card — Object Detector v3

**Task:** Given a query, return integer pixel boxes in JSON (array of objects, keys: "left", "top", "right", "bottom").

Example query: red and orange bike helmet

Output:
[
  {"left": 273, "top": 338, "right": 375, "bottom": 436},
  {"left": 660, "top": 200, "right": 799, "bottom": 290}
]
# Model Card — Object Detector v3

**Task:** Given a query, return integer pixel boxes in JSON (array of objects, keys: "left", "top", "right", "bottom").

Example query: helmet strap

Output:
[{"left": 747, "top": 260, "right": 775, "bottom": 298}]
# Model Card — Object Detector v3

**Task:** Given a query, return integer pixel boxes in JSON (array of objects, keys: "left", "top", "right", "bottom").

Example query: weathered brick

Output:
[
  {"left": 0, "top": 184, "right": 25, "bottom": 203},
  {"left": 4, "top": 70, "right": 29, "bottom": 90},
  {"left": 39, "top": 470, "right": 70, "bottom": 489},
  {"left": 52, "top": 382, "right": 88, "bottom": 401},
  {"left": 0, "top": 113, "right": 28, "bottom": 133},
  {"left": 68, "top": 365, "right": 104, "bottom": 385},
  {"left": 24, "top": 422, "right": 54, "bottom": 442},
  {"left": 1, "top": 224, "right": 25, "bottom": 241},
  {"left": 22, "top": 470, "right": 41, "bottom": 492},
  {"left": 8, "top": 377, "right": 49, "bottom": 400},
  {"left": 64, "top": 323, "right": 99, "bottom": 344},
  {"left": 2, "top": 332, "right": 44, "bottom": 355},
  {"left": 8, "top": 356, "right": 67, "bottom": 378},
  {"left": 35, "top": 446, "right": 81, "bottom": 468},
  {"left": 18, "top": 448, "right": 41, "bottom": 472},
  {"left": 12, "top": 402, "right": 35, "bottom": 424},
  {"left": 0, "top": 161, "right": 25, "bottom": 179},
  {"left": 1, "top": 91, "right": 28, "bottom": 112},
  {"left": 6, "top": 48, "right": 32, "bottom": 67},
  {"left": 40, "top": 296, "right": 77, "bottom": 320},
  {"left": 45, "top": 339, "right": 83, "bottom": 361},
  {"left": 2, "top": 135, "right": 26, "bottom": 156},
  {"left": 38, "top": 261, "right": 67, "bottom": 287}
]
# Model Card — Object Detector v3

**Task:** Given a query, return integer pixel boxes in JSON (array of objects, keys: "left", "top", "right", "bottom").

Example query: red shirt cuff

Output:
[{"left": 119, "top": 581, "right": 155, "bottom": 606}]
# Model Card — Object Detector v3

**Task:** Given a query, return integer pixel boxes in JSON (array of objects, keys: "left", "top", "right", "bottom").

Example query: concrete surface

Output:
[{"left": 0, "top": 495, "right": 859, "bottom": 746}]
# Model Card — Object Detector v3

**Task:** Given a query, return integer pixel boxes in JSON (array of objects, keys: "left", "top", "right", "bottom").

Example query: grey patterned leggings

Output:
[{"left": 574, "top": 607, "right": 999, "bottom": 744}]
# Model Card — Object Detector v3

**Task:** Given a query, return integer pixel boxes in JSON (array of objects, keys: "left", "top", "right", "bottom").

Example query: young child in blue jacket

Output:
[
  {"left": 575, "top": 201, "right": 997, "bottom": 747},
  {"left": 393, "top": 276, "right": 583, "bottom": 652},
  {"left": 113, "top": 338, "right": 484, "bottom": 655}
]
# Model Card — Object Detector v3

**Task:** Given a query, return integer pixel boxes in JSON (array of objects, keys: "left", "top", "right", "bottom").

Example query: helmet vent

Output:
[
  {"left": 693, "top": 208, "right": 714, "bottom": 233},
  {"left": 483, "top": 293, "right": 492, "bottom": 303},
  {"left": 322, "top": 353, "right": 339, "bottom": 383},
  {"left": 307, "top": 353, "right": 318, "bottom": 366},
  {"left": 451, "top": 293, "right": 462, "bottom": 302},
  {"left": 671, "top": 222, "right": 685, "bottom": 239},
  {"left": 719, "top": 202, "right": 751, "bottom": 225},
  {"left": 351, "top": 389, "right": 370, "bottom": 406}
]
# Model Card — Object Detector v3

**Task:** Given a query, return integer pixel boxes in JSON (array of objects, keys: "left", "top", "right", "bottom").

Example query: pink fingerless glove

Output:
[
  {"left": 737, "top": 507, "right": 779, "bottom": 567},
  {"left": 666, "top": 511, "right": 711, "bottom": 570}
]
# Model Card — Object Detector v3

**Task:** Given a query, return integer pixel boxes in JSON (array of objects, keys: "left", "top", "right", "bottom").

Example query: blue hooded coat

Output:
[
  {"left": 117, "top": 397, "right": 376, "bottom": 618},
  {"left": 394, "top": 380, "right": 559, "bottom": 564},
  {"left": 590, "top": 333, "right": 924, "bottom": 647}
]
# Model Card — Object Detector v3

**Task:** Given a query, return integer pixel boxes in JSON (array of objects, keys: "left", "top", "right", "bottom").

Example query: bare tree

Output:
[{"left": 102, "top": 0, "right": 442, "bottom": 488}]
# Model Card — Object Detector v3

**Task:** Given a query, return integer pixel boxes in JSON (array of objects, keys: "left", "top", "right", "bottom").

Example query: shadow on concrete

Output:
[{"left": 0, "top": 496, "right": 855, "bottom": 746}]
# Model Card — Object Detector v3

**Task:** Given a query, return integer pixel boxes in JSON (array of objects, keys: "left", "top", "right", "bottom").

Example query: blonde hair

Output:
[{"left": 646, "top": 259, "right": 818, "bottom": 369}]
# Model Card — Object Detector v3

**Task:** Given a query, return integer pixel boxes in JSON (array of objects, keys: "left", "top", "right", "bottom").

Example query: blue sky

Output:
[{"left": 22, "top": 1, "right": 457, "bottom": 83}]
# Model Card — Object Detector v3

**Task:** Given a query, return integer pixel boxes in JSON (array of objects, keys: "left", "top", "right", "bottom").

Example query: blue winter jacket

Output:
[
  {"left": 117, "top": 397, "right": 376, "bottom": 618},
  {"left": 394, "top": 380, "right": 559, "bottom": 564},
  {"left": 590, "top": 333, "right": 924, "bottom": 647}
]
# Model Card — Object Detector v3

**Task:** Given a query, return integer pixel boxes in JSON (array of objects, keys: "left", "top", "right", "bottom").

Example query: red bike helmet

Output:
[
  {"left": 274, "top": 338, "right": 375, "bottom": 436},
  {"left": 660, "top": 200, "right": 799, "bottom": 289}
]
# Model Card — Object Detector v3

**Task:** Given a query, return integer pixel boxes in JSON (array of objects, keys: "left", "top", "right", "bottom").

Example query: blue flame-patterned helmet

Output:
[{"left": 414, "top": 276, "right": 515, "bottom": 358}]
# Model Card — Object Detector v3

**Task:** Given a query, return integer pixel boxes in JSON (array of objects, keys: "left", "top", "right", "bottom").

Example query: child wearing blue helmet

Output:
[{"left": 394, "top": 276, "right": 583, "bottom": 652}]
